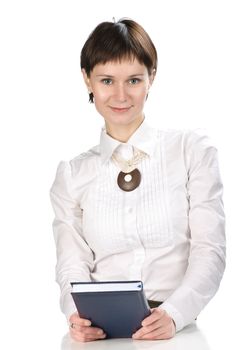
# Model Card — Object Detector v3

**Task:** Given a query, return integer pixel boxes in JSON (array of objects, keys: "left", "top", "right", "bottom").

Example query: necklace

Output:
[{"left": 111, "top": 148, "right": 147, "bottom": 191}]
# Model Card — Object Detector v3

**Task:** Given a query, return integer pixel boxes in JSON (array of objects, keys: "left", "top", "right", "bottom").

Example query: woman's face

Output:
[{"left": 82, "top": 58, "right": 155, "bottom": 131}]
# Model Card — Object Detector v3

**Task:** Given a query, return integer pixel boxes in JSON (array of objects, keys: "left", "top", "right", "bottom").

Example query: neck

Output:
[{"left": 105, "top": 117, "right": 144, "bottom": 142}]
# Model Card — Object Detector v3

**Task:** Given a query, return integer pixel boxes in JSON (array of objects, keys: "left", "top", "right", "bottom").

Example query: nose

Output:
[{"left": 114, "top": 83, "right": 128, "bottom": 103}]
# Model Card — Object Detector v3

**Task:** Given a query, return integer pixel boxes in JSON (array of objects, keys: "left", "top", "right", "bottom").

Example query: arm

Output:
[
  {"left": 161, "top": 131, "right": 226, "bottom": 332},
  {"left": 49, "top": 160, "right": 94, "bottom": 321}
]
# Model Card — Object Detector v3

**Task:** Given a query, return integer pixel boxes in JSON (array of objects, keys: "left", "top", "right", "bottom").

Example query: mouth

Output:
[{"left": 109, "top": 106, "right": 132, "bottom": 113}]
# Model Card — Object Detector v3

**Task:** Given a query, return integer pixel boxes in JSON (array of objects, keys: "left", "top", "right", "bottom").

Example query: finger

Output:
[
  {"left": 71, "top": 325, "right": 105, "bottom": 337},
  {"left": 69, "top": 315, "right": 91, "bottom": 327},
  {"left": 133, "top": 321, "right": 175, "bottom": 340},
  {"left": 70, "top": 322, "right": 94, "bottom": 332},
  {"left": 70, "top": 327, "right": 106, "bottom": 340},
  {"left": 70, "top": 322, "right": 91, "bottom": 331},
  {"left": 135, "top": 319, "right": 164, "bottom": 336},
  {"left": 142, "top": 308, "right": 165, "bottom": 326},
  {"left": 71, "top": 333, "right": 106, "bottom": 342},
  {"left": 139, "top": 329, "right": 175, "bottom": 340},
  {"left": 70, "top": 330, "right": 106, "bottom": 342},
  {"left": 133, "top": 322, "right": 160, "bottom": 339}
]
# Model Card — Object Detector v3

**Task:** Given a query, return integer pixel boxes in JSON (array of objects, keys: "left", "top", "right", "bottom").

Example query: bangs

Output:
[{"left": 88, "top": 47, "right": 143, "bottom": 71}]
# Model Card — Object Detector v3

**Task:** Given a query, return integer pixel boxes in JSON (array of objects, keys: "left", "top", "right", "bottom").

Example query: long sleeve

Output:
[
  {"left": 49, "top": 160, "right": 94, "bottom": 321},
  {"left": 49, "top": 124, "right": 226, "bottom": 331},
  {"left": 161, "top": 132, "right": 226, "bottom": 331}
]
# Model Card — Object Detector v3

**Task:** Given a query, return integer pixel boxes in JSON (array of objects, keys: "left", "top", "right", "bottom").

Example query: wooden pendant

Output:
[{"left": 117, "top": 168, "right": 141, "bottom": 192}]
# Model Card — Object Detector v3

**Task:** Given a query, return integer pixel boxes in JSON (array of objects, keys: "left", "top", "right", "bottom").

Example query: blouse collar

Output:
[{"left": 99, "top": 118, "right": 158, "bottom": 164}]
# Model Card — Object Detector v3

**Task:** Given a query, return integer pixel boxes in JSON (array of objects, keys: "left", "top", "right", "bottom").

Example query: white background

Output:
[{"left": 0, "top": 1, "right": 247, "bottom": 349}]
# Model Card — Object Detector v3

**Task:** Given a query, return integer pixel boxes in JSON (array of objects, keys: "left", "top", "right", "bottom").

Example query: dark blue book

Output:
[{"left": 71, "top": 280, "right": 151, "bottom": 338}]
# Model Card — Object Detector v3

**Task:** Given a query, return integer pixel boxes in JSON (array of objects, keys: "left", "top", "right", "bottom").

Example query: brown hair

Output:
[{"left": 80, "top": 18, "right": 158, "bottom": 103}]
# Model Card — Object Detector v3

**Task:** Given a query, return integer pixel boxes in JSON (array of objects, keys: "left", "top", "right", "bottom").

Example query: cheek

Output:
[
  {"left": 136, "top": 82, "right": 149, "bottom": 96},
  {"left": 133, "top": 88, "right": 149, "bottom": 104},
  {"left": 92, "top": 89, "right": 110, "bottom": 106}
]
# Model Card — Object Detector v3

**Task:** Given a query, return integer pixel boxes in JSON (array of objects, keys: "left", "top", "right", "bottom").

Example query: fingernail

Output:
[{"left": 98, "top": 330, "right": 103, "bottom": 335}]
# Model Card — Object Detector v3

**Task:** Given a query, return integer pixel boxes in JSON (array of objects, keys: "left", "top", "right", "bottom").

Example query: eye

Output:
[
  {"left": 101, "top": 79, "right": 112, "bottom": 85},
  {"left": 129, "top": 78, "right": 141, "bottom": 85}
]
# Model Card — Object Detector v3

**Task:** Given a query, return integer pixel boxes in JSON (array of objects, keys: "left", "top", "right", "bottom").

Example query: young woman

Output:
[{"left": 50, "top": 18, "right": 226, "bottom": 342}]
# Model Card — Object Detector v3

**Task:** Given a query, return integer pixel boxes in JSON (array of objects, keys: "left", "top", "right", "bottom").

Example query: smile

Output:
[{"left": 110, "top": 106, "right": 132, "bottom": 113}]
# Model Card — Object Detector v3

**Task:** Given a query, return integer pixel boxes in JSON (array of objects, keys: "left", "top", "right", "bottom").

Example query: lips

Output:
[{"left": 110, "top": 106, "right": 131, "bottom": 113}]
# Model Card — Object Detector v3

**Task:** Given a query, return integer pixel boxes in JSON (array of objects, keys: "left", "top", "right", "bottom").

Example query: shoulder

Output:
[
  {"left": 52, "top": 144, "right": 100, "bottom": 185},
  {"left": 157, "top": 127, "right": 217, "bottom": 151},
  {"left": 183, "top": 128, "right": 218, "bottom": 152},
  {"left": 69, "top": 144, "right": 100, "bottom": 176},
  {"left": 154, "top": 127, "right": 219, "bottom": 172},
  {"left": 179, "top": 128, "right": 219, "bottom": 171}
]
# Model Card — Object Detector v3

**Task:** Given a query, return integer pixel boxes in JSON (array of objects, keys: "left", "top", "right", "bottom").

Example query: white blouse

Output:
[{"left": 49, "top": 120, "right": 226, "bottom": 332}]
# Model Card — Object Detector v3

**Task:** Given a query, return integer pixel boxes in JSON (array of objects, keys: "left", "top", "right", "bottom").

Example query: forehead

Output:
[{"left": 91, "top": 58, "right": 148, "bottom": 76}]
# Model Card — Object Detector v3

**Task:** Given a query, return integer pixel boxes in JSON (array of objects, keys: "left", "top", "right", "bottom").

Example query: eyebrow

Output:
[{"left": 95, "top": 74, "right": 145, "bottom": 78}]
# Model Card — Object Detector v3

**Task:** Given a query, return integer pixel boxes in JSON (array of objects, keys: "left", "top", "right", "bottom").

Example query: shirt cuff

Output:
[
  {"left": 159, "top": 301, "right": 185, "bottom": 332},
  {"left": 60, "top": 290, "right": 77, "bottom": 324}
]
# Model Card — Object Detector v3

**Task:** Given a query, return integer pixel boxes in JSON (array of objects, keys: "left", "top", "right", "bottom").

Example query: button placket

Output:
[
  {"left": 123, "top": 190, "right": 138, "bottom": 247},
  {"left": 129, "top": 247, "right": 145, "bottom": 280}
]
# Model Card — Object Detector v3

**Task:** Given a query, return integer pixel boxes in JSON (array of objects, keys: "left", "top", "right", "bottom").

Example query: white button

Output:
[{"left": 128, "top": 207, "right": 133, "bottom": 213}]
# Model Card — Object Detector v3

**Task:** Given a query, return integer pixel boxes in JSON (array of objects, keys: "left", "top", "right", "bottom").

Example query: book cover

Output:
[{"left": 71, "top": 280, "right": 151, "bottom": 338}]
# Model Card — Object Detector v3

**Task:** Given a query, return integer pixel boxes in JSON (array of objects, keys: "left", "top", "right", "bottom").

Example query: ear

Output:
[
  {"left": 82, "top": 68, "right": 92, "bottom": 92},
  {"left": 148, "top": 68, "right": 156, "bottom": 88}
]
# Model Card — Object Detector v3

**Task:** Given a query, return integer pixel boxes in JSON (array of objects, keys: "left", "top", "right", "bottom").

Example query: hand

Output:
[
  {"left": 132, "top": 308, "right": 176, "bottom": 340},
  {"left": 69, "top": 312, "right": 106, "bottom": 342}
]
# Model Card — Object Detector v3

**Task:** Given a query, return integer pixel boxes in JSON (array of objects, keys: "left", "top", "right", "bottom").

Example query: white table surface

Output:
[{"left": 61, "top": 323, "right": 210, "bottom": 350}]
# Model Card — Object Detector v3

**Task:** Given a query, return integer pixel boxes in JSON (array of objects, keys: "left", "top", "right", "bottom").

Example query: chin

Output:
[{"left": 110, "top": 118, "right": 138, "bottom": 126}]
